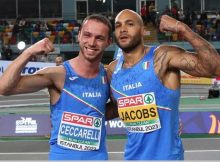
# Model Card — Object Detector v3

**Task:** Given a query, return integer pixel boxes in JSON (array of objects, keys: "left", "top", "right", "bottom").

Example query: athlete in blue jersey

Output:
[
  {"left": 0, "top": 14, "right": 112, "bottom": 160},
  {"left": 106, "top": 9, "right": 220, "bottom": 160}
]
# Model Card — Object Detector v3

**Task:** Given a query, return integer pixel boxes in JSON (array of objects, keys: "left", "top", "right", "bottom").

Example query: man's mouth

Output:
[
  {"left": 85, "top": 47, "right": 97, "bottom": 52},
  {"left": 119, "top": 35, "right": 129, "bottom": 41}
]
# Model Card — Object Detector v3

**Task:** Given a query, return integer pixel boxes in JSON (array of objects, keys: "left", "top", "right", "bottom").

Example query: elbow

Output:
[
  {"left": 0, "top": 87, "right": 12, "bottom": 96},
  {"left": 0, "top": 87, "right": 5, "bottom": 95},
  {"left": 210, "top": 59, "right": 220, "bottom": 77},
  {"left": 214, "top": 67, "right": 220, "bottom": 77}
]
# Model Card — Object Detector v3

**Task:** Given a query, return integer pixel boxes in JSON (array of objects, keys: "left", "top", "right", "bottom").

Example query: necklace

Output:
[{"left": 123, "top": 46, "right": 149, "bottom": 68}]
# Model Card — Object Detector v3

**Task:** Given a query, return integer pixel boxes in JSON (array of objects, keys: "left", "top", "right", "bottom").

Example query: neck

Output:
[
  {"left": 123, "top": 45, "right": 149, "bottom": 68},
  {"left": 70, "top": 57, "right": 100, "bottom": 78}
]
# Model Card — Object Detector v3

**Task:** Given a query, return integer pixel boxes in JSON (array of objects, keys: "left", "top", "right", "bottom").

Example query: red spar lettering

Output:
[
  {"left": 118, "top": 95, "right": 143, "bottom": 108},
  {"left": 63, "top": 112, "right": 93, "bottom": 126}
]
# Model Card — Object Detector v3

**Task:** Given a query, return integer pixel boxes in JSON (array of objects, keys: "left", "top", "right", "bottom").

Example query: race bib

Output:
[
  {"left": 57, "top": 112, "right": 102, "bottom": 151},
  {"left": 118, "top": 92, "right": 161, "bottom": 132}
]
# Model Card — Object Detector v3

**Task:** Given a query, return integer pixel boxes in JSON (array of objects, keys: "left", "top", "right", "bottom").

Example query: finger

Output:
[
  {"left": 46, "top": 39, "right": 55, "bottom": 52},
  {"left": 43, "top": 39, "right": 54, "bottom": 53},
  {"left": 159, "top": 23, "right": 167, "bottom": 33}
]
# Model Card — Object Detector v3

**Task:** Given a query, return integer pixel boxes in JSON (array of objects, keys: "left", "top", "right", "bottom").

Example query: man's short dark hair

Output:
[{"left": 80, "top": 14, "right": 112, "bottom": 39}]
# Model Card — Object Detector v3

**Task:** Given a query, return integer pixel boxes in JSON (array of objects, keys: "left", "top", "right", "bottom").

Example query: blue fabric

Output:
[
  {"left": 49, "top": 61, "right": 109, "bottom": 160},
  {"left": 110, "top": 46, "right": 184, "bottom": 160}
]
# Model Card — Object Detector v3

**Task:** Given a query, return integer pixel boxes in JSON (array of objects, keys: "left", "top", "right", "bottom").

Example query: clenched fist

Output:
[
  {"left": 159, "top": 15, "right": 184, "bottom": 33},
  {"left": 25, "top": 38, "right": 55, "bottom": 57}
]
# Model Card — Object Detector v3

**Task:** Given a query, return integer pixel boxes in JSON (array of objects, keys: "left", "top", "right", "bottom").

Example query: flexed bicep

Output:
[
  {"left": 0, "top": 38, "right": 55, "bottom": 96},
  {"left": 169, "top": 48, "right": 214, "bottom": 77},
  {"left": 159, "top": 15, "right": 220, "bottom": 77}
]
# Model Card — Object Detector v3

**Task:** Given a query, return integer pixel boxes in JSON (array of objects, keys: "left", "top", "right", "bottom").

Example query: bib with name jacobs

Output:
[{"left": 117, "top": 92, "right": 161, "bottom": 133}]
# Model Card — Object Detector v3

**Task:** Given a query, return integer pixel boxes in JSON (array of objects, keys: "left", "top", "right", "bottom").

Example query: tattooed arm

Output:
[{"left": 158, "top": 15, "right": 220, "bottom": 78}]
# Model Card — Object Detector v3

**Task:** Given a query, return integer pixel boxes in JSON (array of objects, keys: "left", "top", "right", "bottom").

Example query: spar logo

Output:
[
  {"left": 62, "top": 112, "right": 94, "bottom": 126},
  {"left": 94, "top": 118, "right": 101, "bottom": 127},
  {"left": 118, "top": 93, "right": 155, "bottom": 108},
  {"left": 144, "top": 94, "right": 154, "bottom": 104}
]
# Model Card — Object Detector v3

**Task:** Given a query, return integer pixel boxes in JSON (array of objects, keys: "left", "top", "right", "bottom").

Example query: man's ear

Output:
[
  {"left": 77, "top": 30, "right": 81, "bottom": 42},
  {"left": 141, "top": 26, "right": 146, "bottom": 37},
  {"left": 107, "top": 37, "right": 112, "bottom": 47}
]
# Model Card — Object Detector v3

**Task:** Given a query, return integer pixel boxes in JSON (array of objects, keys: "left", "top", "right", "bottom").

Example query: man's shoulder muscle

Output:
[{"left": 106, "top": 60, "right": 118, "bottom": 81}]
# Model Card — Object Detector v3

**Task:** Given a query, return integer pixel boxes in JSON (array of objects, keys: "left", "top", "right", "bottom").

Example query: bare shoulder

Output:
[
  {"left": 153, "top": 45, "right": 187, "bottom": 68},
  {"left": 155, "top": 45, "right": 186, "bottom": 57},
  {"left": 106, "top": 60, "right": 118, "bottom": 72},
  {"left": 105, "top": 60, "right": 118, "bottom": 81}
]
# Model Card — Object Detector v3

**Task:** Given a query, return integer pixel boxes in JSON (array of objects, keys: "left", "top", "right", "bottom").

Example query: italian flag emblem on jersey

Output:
[
  {"left": 102, "top": 76, "right": 107, "bottom": 84},
  {"left": 142, "top": 61, "right": 150, "bottom": 70}
]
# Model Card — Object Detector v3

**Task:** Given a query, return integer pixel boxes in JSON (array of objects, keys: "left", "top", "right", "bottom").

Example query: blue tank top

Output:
[
  {"left": 110, "top": 46, "right": 184, "bottom": 160},
  {"left": 49, "top": 61, "right": 109, "bottom": 160}
]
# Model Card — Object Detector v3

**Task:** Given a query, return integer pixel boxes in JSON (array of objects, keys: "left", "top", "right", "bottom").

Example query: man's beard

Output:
[
  {"left": 85, "top": 53, "right": 103, "bottom": 63},
  {"left": 115, "top": 37, "right": 141, "bottom": 53},
  {"left": 80, "top": 46, "right": 103, "bottom": 62}
]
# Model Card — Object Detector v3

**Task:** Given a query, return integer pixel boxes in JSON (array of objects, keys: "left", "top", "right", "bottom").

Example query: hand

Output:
[
  {"left": 25, "top": 38, "right": 55, "bottom": 57},
  {"left": 159, "top": 15, "right": 181, "bottom": 33}
]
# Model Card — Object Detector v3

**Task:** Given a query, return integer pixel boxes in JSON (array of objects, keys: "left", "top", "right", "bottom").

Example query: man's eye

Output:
[
  {"left": 97, "top": 37, "right": 104, "bottom": 41},
  {"left": 115, "top": 24, "right": 120, "bottom": 28},
  {"left": 83, "top": 34, "right": 90, "bottom": 37}
]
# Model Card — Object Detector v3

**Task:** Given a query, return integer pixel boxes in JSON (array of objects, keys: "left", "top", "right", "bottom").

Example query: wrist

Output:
[
  {"left": 174, "top": 21, "right": 180, "bottom": 33},
  {"left": 178, "top": 22, "right": 190, "bottom": 35},
  {"left": 22, "top": 47, "right": 35, "bottom": 59}
]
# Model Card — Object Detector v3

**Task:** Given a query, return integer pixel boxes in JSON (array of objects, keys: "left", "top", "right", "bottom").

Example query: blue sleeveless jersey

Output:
[
  {"left": 110, "top": 46, "right": 184, "bottom": 160},
  {"left": 49, "top": 61, "right": 109, "bottom": 160}
]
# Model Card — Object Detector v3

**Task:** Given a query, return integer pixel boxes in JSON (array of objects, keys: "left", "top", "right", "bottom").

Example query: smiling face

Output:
[
  {"left": 114, "top": 9, "right": 144, "bottom": 52},
  {"left": 78, "top": 19, "right": 111, "bottom": 62}
]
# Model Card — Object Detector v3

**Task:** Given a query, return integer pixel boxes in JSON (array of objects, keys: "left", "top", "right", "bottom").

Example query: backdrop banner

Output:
[
  {"left": 0, "top": 114, "right": 50, "bottom": 136},
  {"left": 0, "top": 60, "right": 55, "bottom": 76},
  {"left": 0, "top": 112, "right": 219, "bottom": 137},
  {"left": 105, "top": 112, "right": 220, "bottom": 135}
]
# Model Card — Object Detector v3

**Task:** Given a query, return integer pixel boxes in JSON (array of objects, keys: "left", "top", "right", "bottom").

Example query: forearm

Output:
[{"left": 0, "top": 50, "right": 32, "bottom": 94}]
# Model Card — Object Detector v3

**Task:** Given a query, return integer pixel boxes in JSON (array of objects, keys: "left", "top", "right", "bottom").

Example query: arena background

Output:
[{"left": 0, "top": 0, "right": 220, "bottom": 160}]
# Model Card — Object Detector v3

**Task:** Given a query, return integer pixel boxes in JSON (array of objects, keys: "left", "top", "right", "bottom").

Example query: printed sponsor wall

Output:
[
  {"left": 180, "top": 71, "right": 213, "bottom": 85},
  {"left": 0, "top": 112, "right": 219, "bottom": 137},
  {"left": 106, "top": 118, "right": 126, "bottom": 135},
  {"left": 106, "top": 112, "right": 220, "bottom": 135},
  {"left": 180, "top": 112, "right": 220, "bottom": 134},
  {"left": 0, "top": 60, "right": 55, "bottom": 76},
  {"left": 0, "top": 114, "right": 51, "bottom": 136}
]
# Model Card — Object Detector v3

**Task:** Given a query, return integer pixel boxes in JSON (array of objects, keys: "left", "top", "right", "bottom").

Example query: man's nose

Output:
[
  {"left": 120, "top": 24, "right": 128, "bottom": 33},
  {"left": 88, "top": 37, "right": 96, "bottom": 46}
]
